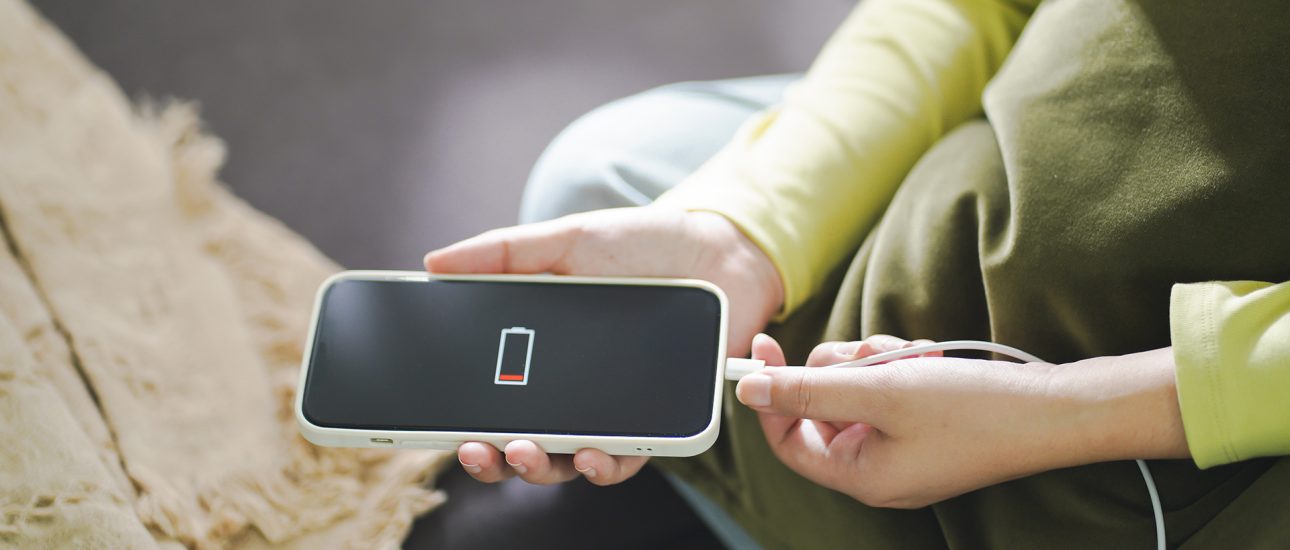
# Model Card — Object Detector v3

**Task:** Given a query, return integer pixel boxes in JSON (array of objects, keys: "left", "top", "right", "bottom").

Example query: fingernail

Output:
[
  {"left": 576, "top": 465, "right": 597, "bottom": 479},
  {"left": 461, "top": 462, "right": 482, "bottom": 474},
  {"left": 834, "top": 341, "right": 861, "bottom": 357},
  {"left": 506, "top": 460, "right": 527, "bottom": 475},
  {"left": 752, "top": 333, "right": 770, "bottom": 347},
  {"left": 737, "top": 373, "right": 772, "bottom": 407}
]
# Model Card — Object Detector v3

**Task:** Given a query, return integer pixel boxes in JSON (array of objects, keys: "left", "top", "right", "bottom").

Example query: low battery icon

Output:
[{"left": 494, "top": 327, "right": 535, "bottom": 385}]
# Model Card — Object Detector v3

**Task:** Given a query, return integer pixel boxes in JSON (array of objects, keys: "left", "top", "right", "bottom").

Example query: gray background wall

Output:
[{"left": 31, "top": 0, "right": 850, "bottom": 269}]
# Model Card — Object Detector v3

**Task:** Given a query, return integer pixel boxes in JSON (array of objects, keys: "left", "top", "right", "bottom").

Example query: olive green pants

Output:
[
  {"left": 655, "top": 120, "right": 1289, "bottom": 549},
  {"left": 522, "top": 14, "right": 1290, "bottom": 540}
]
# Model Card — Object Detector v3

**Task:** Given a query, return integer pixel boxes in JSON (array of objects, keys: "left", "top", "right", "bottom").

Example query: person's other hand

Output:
[
  {"left": 736, "top": 335, "right": 1188, "bottom": 508},
  {"left": 426, "top": 206, "right": 784, "bottom": 486}
]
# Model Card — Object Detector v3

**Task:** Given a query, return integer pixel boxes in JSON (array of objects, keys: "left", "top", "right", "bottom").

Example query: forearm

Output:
[
  {"left": 1049, "top": 348, "right": 1190, "bottom": 468},
  {"left": 657, "top": 0, "right": 1039, "bottom": 317}
]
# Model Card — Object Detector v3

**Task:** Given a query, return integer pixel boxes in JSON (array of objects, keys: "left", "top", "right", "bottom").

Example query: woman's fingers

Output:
[
  {"left": 749, "top": 333, "right": 786, "bottom": 367},
  {"left": 458, "top": 441, "right": 515, "bottom": 483},
  {"left": 808, "top": 340, "right": 870, "bottom": 367},
  {"left": 807, "top": 335, "right": 906, "bottom": 367},
  {"left": 424, "top": 217, "right": 580, "bottom": 274},
  {"left": 805, "top": 335, "right": 943, "bottom": 368},
  {"left": 458, "top": 440, "right": 648, "bottom": 486},
  {"left": 503, "top": 440, "right": 581, "bottom": 485},
  {"left": 572, "top": 449, "right": 649, "bottom": 486}
]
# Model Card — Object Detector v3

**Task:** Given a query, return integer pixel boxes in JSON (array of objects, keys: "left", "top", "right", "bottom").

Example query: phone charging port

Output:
[{"left": 369, "top": 437, "right": 395, "bottom": 446}]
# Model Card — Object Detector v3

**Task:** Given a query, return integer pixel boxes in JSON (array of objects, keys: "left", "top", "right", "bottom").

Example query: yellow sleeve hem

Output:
[
  {"left": 1171, "top": 282, "right": 1235, "bottom": 469},
  {"left": 1171, "top": 280, "right": 1290, "bottom": 469}
]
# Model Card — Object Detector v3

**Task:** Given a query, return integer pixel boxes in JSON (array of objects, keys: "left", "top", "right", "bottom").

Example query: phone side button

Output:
[{"left": 369, "top": 437, "right": 395, "bottom": 446}]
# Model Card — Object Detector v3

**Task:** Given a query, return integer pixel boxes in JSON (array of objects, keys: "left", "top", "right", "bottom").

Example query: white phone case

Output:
[{"left": 295, "top": 270, "right": 729, "bottom": 457}]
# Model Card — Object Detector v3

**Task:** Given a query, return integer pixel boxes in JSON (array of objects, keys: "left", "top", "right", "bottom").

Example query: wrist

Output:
[
  {"left": 1051, "top": 348, "right": 1191, "bottom": 465},
  {"left": 685, "top": 210, "right": 785, "bottom": 318}
]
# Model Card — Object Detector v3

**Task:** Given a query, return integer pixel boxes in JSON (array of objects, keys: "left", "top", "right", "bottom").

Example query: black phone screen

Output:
[{"left": 301, "top": 278, "right": 723, "bottom": 437}]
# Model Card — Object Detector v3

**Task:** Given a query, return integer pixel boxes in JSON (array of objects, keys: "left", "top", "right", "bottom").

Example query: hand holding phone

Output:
[{"left": 422, "top": 208, "right": 781, "bottom": 485}]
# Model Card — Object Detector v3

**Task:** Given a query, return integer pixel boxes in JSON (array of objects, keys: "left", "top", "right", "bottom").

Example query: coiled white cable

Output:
[{"left": 725, "top": 340, "right": 1165, "bottom": 550}]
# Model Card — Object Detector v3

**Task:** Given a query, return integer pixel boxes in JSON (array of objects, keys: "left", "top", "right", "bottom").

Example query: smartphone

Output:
[{"left": 295, "top": 270, "right": 728, "bottom": 457}]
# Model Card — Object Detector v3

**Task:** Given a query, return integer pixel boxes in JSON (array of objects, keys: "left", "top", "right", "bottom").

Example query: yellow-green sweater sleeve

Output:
[
  {"left": 1172, "top": 281, "right": 1290, "bottom": 469},
  {"left": 655, "top": 0, "right": 1037, "bottom": 317}
]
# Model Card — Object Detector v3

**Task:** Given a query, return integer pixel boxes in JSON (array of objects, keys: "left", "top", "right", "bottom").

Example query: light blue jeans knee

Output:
[{"left": 518, "top": 74, "right": 798, "bottom": 224}]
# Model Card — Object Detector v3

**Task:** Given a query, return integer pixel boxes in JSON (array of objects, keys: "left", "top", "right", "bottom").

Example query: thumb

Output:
[
  {"left": 743, "top": 333, "right": 798, "bottom": 440},
  {"left": 424, "top": 218, "right": 578, "bottom": 274},
  {"left": 737, "top": 364, "right": 892, "bottom": 423}
]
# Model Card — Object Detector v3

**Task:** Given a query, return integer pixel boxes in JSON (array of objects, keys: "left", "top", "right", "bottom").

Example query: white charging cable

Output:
[{"left": 725, "top": 340, "right": 1165, "bottom": 550}]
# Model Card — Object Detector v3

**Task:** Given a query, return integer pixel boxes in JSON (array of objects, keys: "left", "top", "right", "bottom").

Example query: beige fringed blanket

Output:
[{"left": 0, "top": 1, "right": 452, "bottom": 547}]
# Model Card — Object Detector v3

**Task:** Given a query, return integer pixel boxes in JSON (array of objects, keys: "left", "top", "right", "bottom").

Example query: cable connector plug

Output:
[{"left": 724, "top": 358, "right": 766, "bottom": 381}]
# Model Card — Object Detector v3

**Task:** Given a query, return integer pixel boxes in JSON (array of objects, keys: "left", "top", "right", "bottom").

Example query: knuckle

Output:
[
  {"left": 498, "top": 235, "right": 518, "bottom": 270},
  {"left": 784, "top": 371, "right": 813, "bottom": 417}
]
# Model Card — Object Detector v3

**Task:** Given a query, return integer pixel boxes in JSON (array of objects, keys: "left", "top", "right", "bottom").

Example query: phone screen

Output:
[{"left": 301, "top": 278, "right": 723, "bottom": 437}]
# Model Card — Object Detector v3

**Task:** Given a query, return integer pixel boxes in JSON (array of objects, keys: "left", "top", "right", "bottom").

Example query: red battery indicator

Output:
[{"left": 494, "top": 327, "right": 535, "bottom": 385}]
